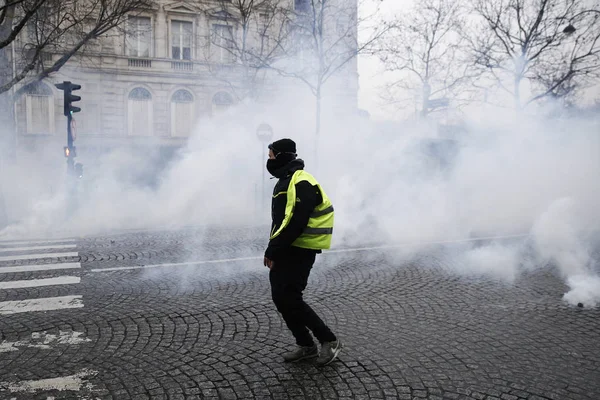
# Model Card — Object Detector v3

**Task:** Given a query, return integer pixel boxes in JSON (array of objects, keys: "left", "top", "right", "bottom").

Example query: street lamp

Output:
[
  {"left": 563, "top": 24, "right": 576, "bottom": 34},
  {"left": 256, "top": 123, "right": 274, "bottom": 209},
  {"left": 560, "top": 9, "right": 600, "bottom": 35}
]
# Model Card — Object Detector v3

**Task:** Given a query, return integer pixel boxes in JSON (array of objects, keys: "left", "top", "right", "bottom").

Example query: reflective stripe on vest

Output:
[
  {"left": 303, "top": 227, "right": 334, "bottom": 235},
  {"left": 311, "top": 205, "right": 334, "bottom": 218},
  {"left": 270, "top": 170, "right": 334, "bottom": 250}
]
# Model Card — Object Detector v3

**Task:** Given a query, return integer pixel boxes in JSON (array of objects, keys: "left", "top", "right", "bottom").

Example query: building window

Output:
[
  {"left": 171, "top": 20, "right": 193, "bottom": 60},
  {"left": 128, "top": 87, "right": 153, "bottom": 136},
  {"left": 25, "top": 82, "right": 54, "bottom": 135},
  {"left": 27, "top": 5, "right": 56, "bottom": 45},
  {"left": 212, "top": 91, "right": 233, "bottom": 114},
  {"left": 259, "top": 13, "right": 269, "bottom": 31},
  {"left": 171, "top": 89, "right": 194, "bottom": 137},
  {"left": 211, "top": 24, "right": 234, "bottom": 64},
  {"left": 126, "top": 16, "right": 152, "bottom": 58},
  {"left": 295, "top": 0, "right": 309, "bottom": 12},
  {"left": 258, "top": 13, "right": 270, "bottom": 49}
]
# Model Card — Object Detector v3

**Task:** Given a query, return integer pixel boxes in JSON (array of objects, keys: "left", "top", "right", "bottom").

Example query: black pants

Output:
[{"left": 269, "top": 247, "right": 337, "bottom": 347}]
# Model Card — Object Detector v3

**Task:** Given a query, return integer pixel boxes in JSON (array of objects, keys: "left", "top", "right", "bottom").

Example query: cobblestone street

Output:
[{"left": 0, "top": 228, "right": 598, "bottom": 399}]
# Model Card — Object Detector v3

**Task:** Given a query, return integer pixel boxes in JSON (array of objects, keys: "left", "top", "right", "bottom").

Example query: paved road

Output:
[{"left": 0, "top": 227, "right": 598, "bottom": 400}]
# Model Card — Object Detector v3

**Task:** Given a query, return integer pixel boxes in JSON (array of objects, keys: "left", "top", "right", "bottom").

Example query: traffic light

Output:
[
  {"left": 55, "top": 81, "right": 82, "bottom": 116},
  {"left": 64, "top": 146, "right": 77, "bottom": 158},
  {"left": 66, "top": 84, "right": 81, "bottom": 116}
]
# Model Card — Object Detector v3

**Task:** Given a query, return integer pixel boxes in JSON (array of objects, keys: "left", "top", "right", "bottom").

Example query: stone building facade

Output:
[{"left": 11, "top": 0, "right": 359, "bottom": 159}]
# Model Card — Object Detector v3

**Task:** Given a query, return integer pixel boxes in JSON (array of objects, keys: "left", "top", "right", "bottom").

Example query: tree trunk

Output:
[
  {"left": 316, "top": 86, "right": 322, "bottom": 137},
  {"left": 0, "top": 89, "right": 15, "bottom": 228},
  {"left": 314, "top": 85, "right": 322, "bottom": 171},
  {"left": 421, "top": 82, "right": 431, "bottom": 119},
  {"left": 0, "top": 16, "right": 16, "bottom": 157},
  {"left": 0, "top": 34, "right": 16, "bottom": 229},
  {"left": 514, "top": 75, "right": 522, "bottom": 111}
]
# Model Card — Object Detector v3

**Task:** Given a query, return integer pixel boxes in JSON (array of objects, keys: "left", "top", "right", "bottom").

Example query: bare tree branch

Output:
[
  {"left": 379, "top": 0, "right": 476, "bottom": 117},
  {"left": 265, "top": 0, "right": 386, "bottom": 143},
  {"left": 276, "top": 0, "right": 385, "bottom": 92},
  {"left": 0, "top": 0, "right": 46, "bottom": 49},
  {"left": 0, "top": 0, "right": 154, "bottom": 96},
  {"left": 470, "top": 0, "right": 600, "bottom": 108},
  {"left": 196, "top": 0, "right": 292, "bottom": 101}
]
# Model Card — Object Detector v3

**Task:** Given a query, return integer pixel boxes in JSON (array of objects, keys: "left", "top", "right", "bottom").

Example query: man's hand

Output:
[{"left": 263, "top": 257, "right": 275, "bottom": 270}]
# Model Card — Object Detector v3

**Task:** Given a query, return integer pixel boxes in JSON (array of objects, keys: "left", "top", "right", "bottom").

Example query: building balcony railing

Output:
[
  {"left": 110, "top": 56, "right": 241, "bottom": 76},
  {"left": 74, "top": 53, "right": 278, "bottom": 79},
  {"left": 128, "top": 58, "right": 152, "bottom": 68},
  {"left": 171, "top": 61, "right": 194, "bottom": 72}
]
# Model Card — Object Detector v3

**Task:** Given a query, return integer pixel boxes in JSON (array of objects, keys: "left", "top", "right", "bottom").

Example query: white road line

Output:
[
  {"left": 0, "top": 252, "right": 79, "bottom": 262},
  {"left": 0, "top": 295, "right": 84, "bottom": 315},
  {"left": 91, "top": 233, "right": 530, "bottom": 273},
  {"left": 0, "top": 245, "right": 77, "bottom": 253},
  {"left": 0, "top": 262, "right": 81, "bottom": 274},
  {"left": 0, "top": 276, "right": 80, "bottom": 290},
  {"left": 326, "top": 233, "right": 530, "bottom": 254},
  {"left": 0, "top": 369, "right": 96, "bottom": 393}
]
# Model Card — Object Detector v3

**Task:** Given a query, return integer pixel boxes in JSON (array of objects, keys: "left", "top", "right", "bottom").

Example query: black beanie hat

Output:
[{"left": 269, "top": 138, "right": 297, "bottom": 156}]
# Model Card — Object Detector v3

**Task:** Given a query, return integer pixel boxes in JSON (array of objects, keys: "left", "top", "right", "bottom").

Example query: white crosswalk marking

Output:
[
  {"left": 0, "top": 295, "right": 84, "bottom": 315},
  {"left": 0, "top": 239, "right": 84, "bottom": 315},
  {"left": 0, "top": 252, "right": 78, "bottom": 262},
  {"left": 0, "top": 262, "right": 81, "bottom": 274},
  {"left": 0, "top": 239, "right": 93, "bottom": 398},
  {"left": 0, "top": 331, "right": 91, "bottom": 353},
  {"left": 0, "top": 368, "right": 97, "bottom": 394},
  {"left": 0, "top": 276, "right": 80, "bottom": 290},
  {"left": 0, "top": 239, "right": 76, "bottom": 246},
  {"left": 0, "top": 244, "right": 77, "bottom": 253}
]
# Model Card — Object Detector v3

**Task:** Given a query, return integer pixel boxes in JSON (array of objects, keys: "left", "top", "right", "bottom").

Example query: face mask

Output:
[
  {"left": 266, "top": 152, "right": 297, "bottom": 177},
  {"left": 266, "top": 158, "right": 287, "bottom": 177}
]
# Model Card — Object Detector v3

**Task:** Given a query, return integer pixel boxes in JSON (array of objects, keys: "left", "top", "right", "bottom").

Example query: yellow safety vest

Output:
[{"left": 270, "top": 170, "right": 334, "bottom": 250}]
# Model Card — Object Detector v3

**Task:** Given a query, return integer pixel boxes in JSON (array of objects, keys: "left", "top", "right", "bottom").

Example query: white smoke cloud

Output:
[
  {"left": 1, "top": 77, "right": 599, "bottom": 307},
  {"left": 564, "top": 275, "right": 600, "bottom": 307},
  {"left": 531, "top": 197, "right": 600, "bottom": 307},
  {"left": 459, "top": 243, "right": 521, "bottom": 282}
]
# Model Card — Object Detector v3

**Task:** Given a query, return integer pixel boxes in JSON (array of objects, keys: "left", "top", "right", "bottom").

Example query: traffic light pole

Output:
[
  {"left": 67, "top": 112, "right": 74, "bottom": 175},
  {"left": 55, "top": 81, "right": 81, "bottom": 178},
  {"left": 55, "top": 81, "right": 83, "bottom": 216}
]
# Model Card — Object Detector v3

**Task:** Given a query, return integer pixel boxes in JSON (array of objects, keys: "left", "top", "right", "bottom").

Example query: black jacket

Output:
[{"left": 265, "top": 159, "right": 323, "bottom": 261}]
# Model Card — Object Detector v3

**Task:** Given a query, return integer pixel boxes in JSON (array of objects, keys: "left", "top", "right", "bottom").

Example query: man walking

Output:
[{"left": 263, "top": 138, "right": 342, "bottom": 366}]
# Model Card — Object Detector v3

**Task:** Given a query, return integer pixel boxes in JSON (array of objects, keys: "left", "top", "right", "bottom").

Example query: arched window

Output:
[
  {"left": 212, "top": 91, "right": 233, "bottom": 114},
  {"left": 128, "top": 87, "right": 153, "bottom": 136},
  {"left": 170, "top": 89, "right": 194, "bottom": 137},
  {"left": 25, "top": 82, "right": 54, "bottom": 134}
]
